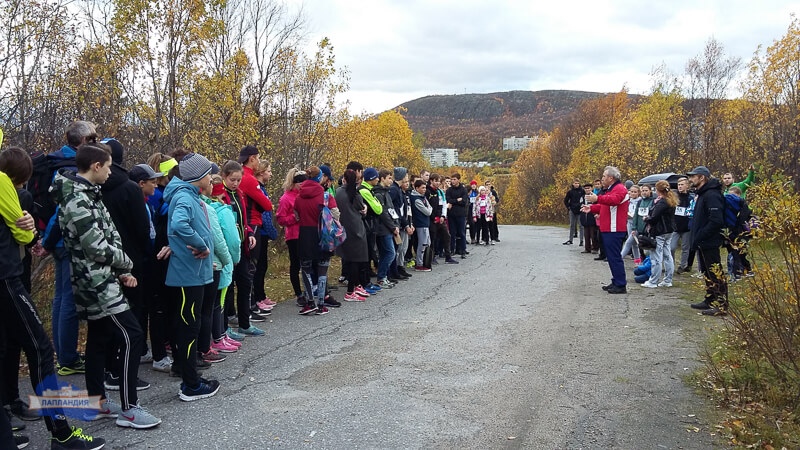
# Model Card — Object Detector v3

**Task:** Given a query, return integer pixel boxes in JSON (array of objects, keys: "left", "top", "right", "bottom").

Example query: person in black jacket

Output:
[
  {"left": 426, "top": 174, "right": 458, "bottom": 265},
  {"left": 372, "top": 169, "right": 400, "bottom": 287},
  {"left": 446, "top": 173, "right": 469, "bottom": 258},
  {"left": 686, "top": 166, "right": 728, "bottom": 315},
  {"left": 563, "top": 179, "right": 584, "bottom": 245},
  {"left": 642, "top": 180, "right": 677, "bottom": 288},
  {"left": 389, "top": 167, "right": 413, "bottom": 279},
  {"left": 671, "top": 177, "right": 694, "bottom": 273}
]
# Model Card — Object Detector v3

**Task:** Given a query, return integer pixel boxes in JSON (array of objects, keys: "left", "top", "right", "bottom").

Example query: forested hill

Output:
[{"left": 397, "top": 90, "right": 609, "bottom": 150}]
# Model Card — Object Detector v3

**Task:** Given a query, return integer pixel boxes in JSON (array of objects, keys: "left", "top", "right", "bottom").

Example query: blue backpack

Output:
[{"left": 319, "top": 192, "right": 346, "bottom": 251}]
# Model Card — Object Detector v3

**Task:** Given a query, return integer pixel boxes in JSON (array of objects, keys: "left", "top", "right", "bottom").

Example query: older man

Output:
[
  {"left": 687, "top": 166, "right": 728, "bottom": 316},
  {"left": 582, "top": 166, "right": 629, "bottom": 294}
]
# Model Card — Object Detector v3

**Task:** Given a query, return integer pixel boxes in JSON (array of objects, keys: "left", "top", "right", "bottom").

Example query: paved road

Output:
[{"left": 25, "top": 225, "right": 720, "bottom": 449}]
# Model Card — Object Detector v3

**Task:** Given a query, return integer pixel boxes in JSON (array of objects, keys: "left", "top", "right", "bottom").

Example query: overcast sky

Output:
[{"left": 290, "top": 0, "right": 797, "bottom": 114}]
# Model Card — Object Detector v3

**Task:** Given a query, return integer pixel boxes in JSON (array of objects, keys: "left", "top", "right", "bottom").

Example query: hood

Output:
[
  {"left": 373, "top": 184, "right": 389, "bottom": 195},
  {"left": 163, "top": 176, "right": 200, "bottom": 204},
  {"left": 298, "top": 179, "right": 324, "bottom": 199},
  {"left": 697, "top": 177, "right": 723, "bottom": 196},
  {"left": 101, "top": 163, "right": 129, "bottom": 192},
  {"left": 48, "top": 145, "right": 77, "bottom": 162},
  {"left": 51, "top": 170, "right": 100, "bottom": 205},
  {"left": 409, "top": 189, "right": 424, "bottom": 199},
  {"left": 725, "top": 193, "right": 744, "bottom": 210}
]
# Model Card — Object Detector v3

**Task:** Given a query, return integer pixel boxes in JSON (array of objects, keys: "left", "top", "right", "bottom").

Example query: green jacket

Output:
[
  {"left": 633, "top": 195, "right": 654, "bottom": 234},
  {"left": 358, "top": 180, "right": 382, "bottom": 215},
  {"left": 53, "top": 171, "right": 131, "bottom": 320},
  {"left": 726, "top": 169, "right": 755, "bottom": 200}
]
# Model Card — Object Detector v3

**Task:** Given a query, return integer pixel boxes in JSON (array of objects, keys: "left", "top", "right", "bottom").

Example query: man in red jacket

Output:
[
  {"left": 238, "top": 145, "right": 274, "bottom": 313},
  {"left": 582, "top": 166, "right": 630, "bottom": 294}
]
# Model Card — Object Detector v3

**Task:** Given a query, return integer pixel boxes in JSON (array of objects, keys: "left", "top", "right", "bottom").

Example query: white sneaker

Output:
[
  {"left": 116, "top": 404, "right": 162, "bottom": 429},
  {"left": 641, "top": 281, "right": 659, "bottom": 288},
  {"left": 140, "top": 349, "right": 153, "bottom": 363},
  {"left": 152, "top": 356, "right": 173, "bottom": 373},
  {"left": 657, "top": 281, "right": 673, "bottom": 287}
]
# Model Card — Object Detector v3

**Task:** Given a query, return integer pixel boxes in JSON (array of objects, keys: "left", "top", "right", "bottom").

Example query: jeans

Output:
[
  {"left": 52, "top": 256, "right": 79, "bottom": 367},
  {"left": 568, "top": 210, "right": 583, "bottom": 243},
  {"left": 377, "top": 234, "right": 396, "bottom": 280},
  {"left": 620, "top": 221, "right": 640, "bottom": 261},
  {"left": 648, "top": 233, "right": 674, "bottom": 284},
  {"left": 602, "top": 231, "right": 627, "bottom": 287}
]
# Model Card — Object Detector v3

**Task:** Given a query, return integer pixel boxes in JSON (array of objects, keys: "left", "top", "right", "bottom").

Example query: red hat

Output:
[{"left": 470, "top": 180, "right": 478, "bottom": 186}]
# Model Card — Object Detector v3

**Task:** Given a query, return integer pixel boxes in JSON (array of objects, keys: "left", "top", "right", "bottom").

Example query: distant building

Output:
[
  {"left": 422, "top": 148, "right": 459, "bottom": 167},
  {"left": 503, "top": 135, "right": 537, "bottom": 151}
]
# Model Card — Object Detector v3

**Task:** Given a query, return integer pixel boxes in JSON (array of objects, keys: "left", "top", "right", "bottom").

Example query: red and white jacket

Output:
[{"left": 589, "top": 181, "right": 629, "bottom": 233}]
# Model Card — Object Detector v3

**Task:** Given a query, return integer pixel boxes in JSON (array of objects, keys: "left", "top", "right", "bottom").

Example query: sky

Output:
[{"left": 289, "top": 0, "right": 798, "bottom": 115}]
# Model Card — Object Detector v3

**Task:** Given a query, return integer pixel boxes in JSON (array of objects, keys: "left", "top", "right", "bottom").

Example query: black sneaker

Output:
[
  {"left": 338, "top": 276, "right": 348, "bottom": 285},
  {"left": 50, "top": 426, "right": 105, "bottom": 450},
  {"left": 460, "top": 254, "right": 467, "bottom": 259},
  {"left": 7, "top": 409, "right": 25, "bottom": 432},
  {"left": 196, "top": 357, "right": 212, "bottom": 369},
  {"left": 14, "top": 433, "right": 29, "bottom": 449},
  {"left": 690, "top": 300, "right": 712, "bottom": 310},
  {"left": 563, "top": 241, "right": 572, "bottom": 245},
  {"left": 10, "top": 399, "right": 41, "bottom": 421},
  {"left": 606, "top": 285, "right": 627, "bottom": 294},
  {"left": 104, "top": 373, "right": 151, "bottom": 391},
  {"left": 601, "top": 283, "right": 613, "bottom": 291},
  {"left": 594, "top": 256, "right": 606, "bottom": 261},
  {"left": 179, "top": 379, "right": 220, "bottom": 402},
  {"left": 323, "top": 295, "right": 341, "bottom": 308},
  {"left": 249, "top": 312, "right": 267, "bottom": 322},
  {"left": 445, "top": 258, "right": 459, "bottom": 264}
]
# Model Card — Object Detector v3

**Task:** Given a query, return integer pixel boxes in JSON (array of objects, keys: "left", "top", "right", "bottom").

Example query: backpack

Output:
[
  {"left": 27, "top": 152, "right": 72, "bottom": 231},
  {"left": 723, "top": 194, "right": 752, "bottom": 233},
  {"left": 319, "top": 192, "right": 346, "bottom": 252}
]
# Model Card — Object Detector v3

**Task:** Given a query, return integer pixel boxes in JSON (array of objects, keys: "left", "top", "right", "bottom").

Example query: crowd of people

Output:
[
  {"left": 0, "top": 121, "right": 501, "bottom": 449},
  {"left": 565, "top": 164, "right": 755, "bottom": 317}
]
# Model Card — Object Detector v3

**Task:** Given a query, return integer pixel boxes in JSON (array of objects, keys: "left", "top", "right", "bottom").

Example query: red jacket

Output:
[
  {"left": 589, "top": 181, "right": 629, "bottom": 233},
  {"left": 294, "top": 180, "right": 337, "bottom": 228},
  {"left": 276, "top": 189, "right": 300, "bottom": 241},
  {"left": 240, "top": 165, "right": 273, "bottom": 227}
]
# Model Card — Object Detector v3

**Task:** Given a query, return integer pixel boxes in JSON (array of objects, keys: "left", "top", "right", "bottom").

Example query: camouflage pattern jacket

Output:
[{"left": 52, "top": 171, "right": 132, "bottom": 320}]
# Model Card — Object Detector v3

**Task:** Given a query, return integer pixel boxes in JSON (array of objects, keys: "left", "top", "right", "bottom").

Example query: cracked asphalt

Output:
[{"left": 23, "top": 225, "right": 722, "bottom": 449}]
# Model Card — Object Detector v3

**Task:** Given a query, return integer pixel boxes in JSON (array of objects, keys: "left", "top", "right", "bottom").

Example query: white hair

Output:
[{"left": 604, "top": 166, "right": 621, "bottom": 180}]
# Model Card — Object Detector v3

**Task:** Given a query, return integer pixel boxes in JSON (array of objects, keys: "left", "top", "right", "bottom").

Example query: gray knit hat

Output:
[
  {"left": 179, "top": 153, "right": 213, "bottom": 183},
  {"left": 393, "top": 167, "right": 408, "bottom": 181}
]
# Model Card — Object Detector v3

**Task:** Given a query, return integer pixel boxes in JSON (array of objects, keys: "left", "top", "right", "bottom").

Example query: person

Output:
[
  {"left": 446, "top": 173, "right": 469, "bottom": 258},
  {"left": 582, "top": 166, "right": 629, "bottom": 294},
  {"left": 672, "top": 177, "right": 695, "bottom": 273},
  {"left": 409, "top": 179, "right": 433, "bottom": 271},
  {"left": 722, "top": 164, "right": 756, "bottom": 199},
  {"left": 53, "top": 142, "right": 161, "bottom": 427},
  {"left": 641, "top": 180, "right": 677, "bottom": 288},
  {"left": 294, "top": 166, "right": 338, "bottom": 315},
  {"left": 632, "top": 184, "right": 654, "bottom": 260},
  {"left": 276, "top": 168, "right": 307, "bottom": 305},
  {"left": 426, "top": 174, "right": 458, "bottom": 265},
  {"left": 580, "top": 183, "right": 599, "bottom": 254},
  {"left": 371, "top": 169, "right": 401, "bottom": 288},
  {"left": 563, "top": 178, "right": 584, "bottom": 245},
  {"left": 486, "top": 180, "right": 501, "bottom": 242},
  {"left": 1, "top": 146, "right": 109, "bottom": 448},
  {"left": 686, "top": 166, "right": 728, "bottom": 316},
  {"left": 389, "top": 167, "right": 413, "bottom": 280},
  {"left": 335, "top": 169, "right": 372, "bottom": 301},
  {"left": 252, "top": 162, "right": 278, "bottom": 313},
  {"left": 471, "top": 186, "right": 495, "bottom": 245},
  {"left": 468, "top": 180, "right": 480, "bottom": 244},
  {"left": 620, "top": 184, "right": 641, "bottom": 263},
  {"left": 724, "top": 186, "right": 752, "bottom": 280},
  {"left": 163, "top": 152, "right": 222, "bottom": 400}
]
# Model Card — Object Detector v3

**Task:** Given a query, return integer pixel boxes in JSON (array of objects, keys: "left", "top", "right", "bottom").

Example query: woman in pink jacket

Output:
[{"left": 276, "top": 168, "right": 307, "bottom": 305}]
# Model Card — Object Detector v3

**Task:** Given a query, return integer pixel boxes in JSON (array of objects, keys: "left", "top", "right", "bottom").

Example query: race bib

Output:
[
  {"left": 479, "top": 199, "right": 487, "bottom": 207},
  {"left": 638, "top": 207, "right": 649, "bottom": 217},
  {"left": 388, "top": 208, "right": 399, "bottom": 219},
  {"left": 675, "top": 206, "right": 687, "bottom": 216}
]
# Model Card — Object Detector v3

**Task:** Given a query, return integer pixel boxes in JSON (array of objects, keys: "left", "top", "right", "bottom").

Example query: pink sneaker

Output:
[
  {"left": 354, "top": 286, "right": 370, "bottom": 297},
  {"left": 223, "top": 336, "right": 242, "bottom": 348},
  {"left": 256, "top": 300, "right": 274, "bottom": 312},
  {"left": 343, "top": 292, "right": 367, "bottom": 302},
  {"left": 211, "top": 339, "right": 238, "bottom": 353},
  {"left": 259, "top": 297, "right": 277, "bottom": 306}
]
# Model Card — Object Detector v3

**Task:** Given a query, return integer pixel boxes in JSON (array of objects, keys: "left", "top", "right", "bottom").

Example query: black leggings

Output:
[
  {"left": 253, "top": 237, "right": 269, "bottom": 301},
  {"left": 287, "top": 239, "right": 302, "bottom": 297}
]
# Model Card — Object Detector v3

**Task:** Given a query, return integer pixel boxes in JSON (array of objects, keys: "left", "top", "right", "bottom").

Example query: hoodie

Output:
[
  {"left": 409, "top": 189, "right": 432, "bottom": 229},
  {"left": 690, "top": 178, "right": 725, "bottom": 250},
  {"left": 101, "top": 163, "right": 151, "bottom": 275},
  {"left": 276, "top": 188, "right": 300, "bottom": 241},
  {"left": 163, "top": 176, "right": 214, "bottom": 287},
  {"left": 52, "top": 171, "right": 131, "bottom": 320}
]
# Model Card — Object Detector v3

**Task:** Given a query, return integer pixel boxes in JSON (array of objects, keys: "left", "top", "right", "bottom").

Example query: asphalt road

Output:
[{"left": 24, "top": 225, "right": 721, "bottom": 449}]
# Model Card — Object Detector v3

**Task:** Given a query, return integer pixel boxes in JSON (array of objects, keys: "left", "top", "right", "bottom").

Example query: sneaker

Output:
[
  {"left": 366, "top": 283, "right": 382, "bottom": 291},
  {"left": 223, "top": 335, "right": 242, "bottom": 348},
  {"left": 81, "top": 398, "right": 121, "bottom": 421},
  {"left": 295, "top": 296, "right": 307, "bottom": 307},
  {"left": 315, "top": 306, "right": 330, "bottom": 315},
  {"left": 490, "top": 240, "right": 495, "bottom": 245},
  {"left": 227, "top": 315, "right": 239, "bottom": 326},
  {"left": 563, "top": 241, "right": 572, "bottom": 245},
  {"left": 606, "top": 285, "right": 627, "bottom": 294},
  {"left": 690, "top": 300, "right": 712, "bottom": 310},
  {"left": 14, "top": 434, "right": 29, "bottom": 449},
  {"left": 226, "top": 327, "right": 246, "bottom": 341},
  {"left": 201, "top": 349, "right": 226, "bottom": 363},
  {"left": 657, "top": 281, "right": 673, "bottom": 287},
  {"left": 104, "top": 374, "right": 150, "bottom": 391},
  {"left": 601, "top": 283, "right": 613, "bottom": 291},
  {"left": 460, "top": 253, "right": 467, "bottom": 259},
  {"left": 152, "top": 357, "right": 173, "bottom": 373},
  {"left": 431, "top": 257, "right": 439, "bottom": 265},
  {"left": 414, "top": 265, "right": 432, "bottom": 272},
  {"left": 641, "top": 281, "right": 659, "bottom": 288},
  {"left": 338, "top": 276, "right": 348, "bottom": 284},
  {"left": 323, "top": 295, "right": 341, "bottom": 308},
  {"left": 115, "top": 404, "right": 161, "bottom": 429},
  {"left": 354, "top": 286, "right": 370, "bottom": 297},
  {"left": 211, "top": 339, "right": 238, "bottom": 353},
  {"left": 238, "top": 326, "right": 265, "bottom": 336},
  {"left": 196, "top": 357, "right": 212, "bottom": 369},
  {"left": 8, "top": 410, "right": 24, "bottom": 431},
  {"left": 249, "top": 312, "right": 267, "bottom": 322},
  {"left": 445, "top": 258, "right": 459, "bottom": 264},
  {"left": 179, "top": 379, "right": 220, "bottom": 402},
  {"left": 377, "top": 279, "right": 394, "bottom": 289},
  {"left": 691, "top": 272, "right": 704, "bottom": 279},
  {"left": 299, "top": 305, "right": 318, "bottom": 315},
  {"left": 701, "top": 306, "right": 727, "bottom": 316},
  {"left": 139, "top": 349, "right": 153, "bottom": 363},
  {"left": 343, "top": 292, "right": 367, "bottom": 302},
  {"left": 406, "top": 260, "right": 415, "bottom": 268},
  {"left": 56, "top": 359, "right": 85, "bottom": 376},
  {"left": 364, "top": 286, "right": 380, "bottom": 295},
  {"left": 50, "top": 426, "right": 105, "bottom": 450},
  {"left": 258, "top": 297, "right": 277, "bottom": 308},
  {"left": 9, "top": 399, "right": 40, "bottom": 422}
]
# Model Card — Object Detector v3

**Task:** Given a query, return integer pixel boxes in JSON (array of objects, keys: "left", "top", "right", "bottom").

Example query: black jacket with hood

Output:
[
  {"left": 689, "top": 178, "right": 725, "bottom": 250},
  {"left": 101, "top": 163, "right": 151, "bottom": 275}
]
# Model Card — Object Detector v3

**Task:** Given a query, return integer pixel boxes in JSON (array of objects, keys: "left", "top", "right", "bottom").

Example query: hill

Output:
[{"left": 396, "top": 90, "right": 607, "bottom": 152}]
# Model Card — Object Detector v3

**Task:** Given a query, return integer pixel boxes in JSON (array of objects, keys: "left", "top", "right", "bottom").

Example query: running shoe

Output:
[
  {"left": 179, "top": 379, "right": 220, "bottom": 402},
  {"left": 50, "top": 426, "right": 105, "bottom": 450},
  {"left": 152, "top": 357, "right": 173, "bottom": 373},
  {"left": 211, "top": 339, "right": 238, "bottom": 353},
  {"left": 201, "top": 349, "right": 227, "bottom": 363},
  {"left": 226, "top": 327, "right": 246, "bottom": 341},
  {"left": 343, "top": 292, "right": 367, "bottom": 302},
  {"left": 238, "top": 326, "right": 265, "bottom": 336},
  {"left": 115, "top": 405, "right": 161, "bottom": 429}
]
